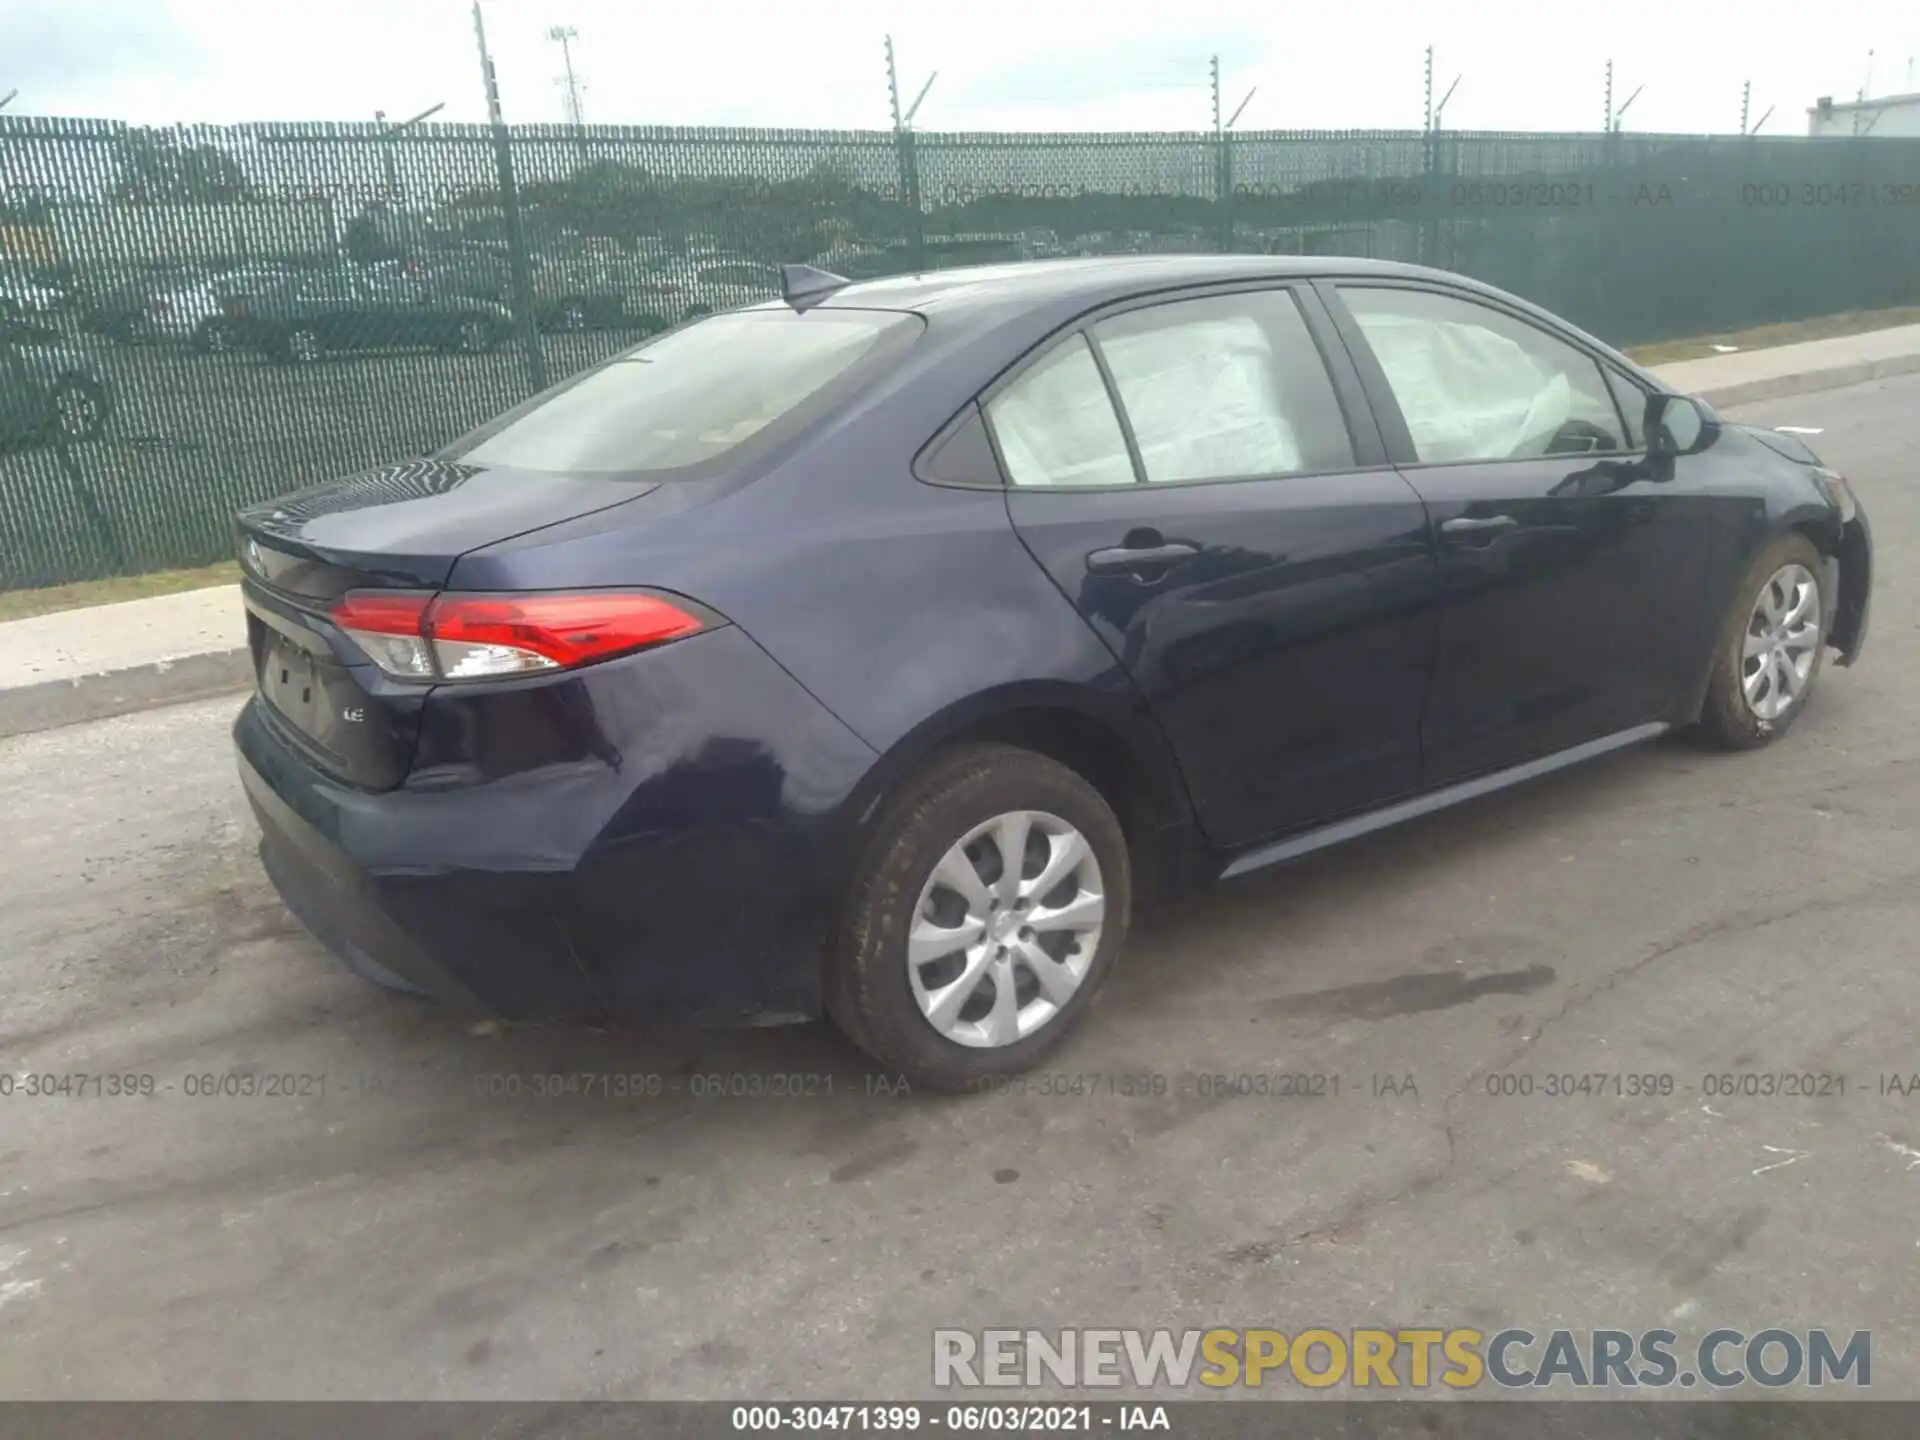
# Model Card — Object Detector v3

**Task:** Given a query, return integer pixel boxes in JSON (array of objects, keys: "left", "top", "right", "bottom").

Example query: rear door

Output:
[
  {"left": 996, "top": 284, "right": 1439, "bottom": 850},
  {"left": 1320, "top": 281, "right": 1709, "bottom": 785},
  {"left": 287, "top": 272, "right": 367, "bottom": 351},
  {"left": 352, "top": 275, "right": 430, "bottom": 351}
]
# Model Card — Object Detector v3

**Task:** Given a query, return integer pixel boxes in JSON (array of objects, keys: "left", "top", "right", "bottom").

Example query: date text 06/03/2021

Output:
[{"left": 730, "top": 1406, "right": 1170, "bottom": 1432}]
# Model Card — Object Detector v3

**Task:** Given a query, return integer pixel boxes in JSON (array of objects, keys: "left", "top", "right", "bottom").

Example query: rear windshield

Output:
[{"left": 452, "top": 308, "right": 920, "bottom": 475}]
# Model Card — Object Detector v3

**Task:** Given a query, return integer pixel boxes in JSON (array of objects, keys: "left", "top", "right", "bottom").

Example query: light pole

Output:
[
  {"left": 470, "top": 0, "right": 547, "bottom": 391},
  {"left": 549, "top": 26, "right": 584, "bottom": 127},
  {"left": 373, "top": 101, "right": 444, "bottom": 201},
  {"left": 548, "top": 25, "right": 589, "bottom": 167}
]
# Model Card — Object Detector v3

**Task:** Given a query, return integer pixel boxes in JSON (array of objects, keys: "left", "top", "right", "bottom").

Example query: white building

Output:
[{"left": 1807, "top": 92, "right": 1920, "bottom": 137}]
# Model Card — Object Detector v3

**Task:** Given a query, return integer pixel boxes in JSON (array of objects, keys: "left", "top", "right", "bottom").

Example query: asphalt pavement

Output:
[{"left": 0, "top": 373, "right": 1917, "bottom": 1400}]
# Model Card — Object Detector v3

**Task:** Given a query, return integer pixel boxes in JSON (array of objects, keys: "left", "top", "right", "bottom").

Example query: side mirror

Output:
[{"left": 1645, "top": 393, "right": 1716, "bottom": 457}]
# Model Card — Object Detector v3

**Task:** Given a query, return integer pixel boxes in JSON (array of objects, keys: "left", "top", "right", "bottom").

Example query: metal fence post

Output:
[
  {"left": 471, "top": 2, "right": 547, "bottom": 394},
  {"left": 1216, "top": 128, "right": 1235, "bottom": 251},
  {"left": 897, "top": 127, "right": 925, "bottom": 271}
]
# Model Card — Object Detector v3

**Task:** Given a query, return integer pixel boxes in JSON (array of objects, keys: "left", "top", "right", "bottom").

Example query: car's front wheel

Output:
[
  {"left": 1690, "top": 533, "right": 1828, "bottom": 748},
  {"left": 828, "top": 744, "right": 1131, "bottom": 1093}
]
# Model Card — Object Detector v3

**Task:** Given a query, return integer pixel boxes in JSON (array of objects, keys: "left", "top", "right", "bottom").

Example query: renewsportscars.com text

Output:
[{"left": 932, "top": 1327, "right": 1871, "bottom": 1390}]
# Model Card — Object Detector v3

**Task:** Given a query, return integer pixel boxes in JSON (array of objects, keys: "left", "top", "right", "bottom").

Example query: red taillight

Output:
[
  {"left": 331, "top": 591, "right": 436, "bottom": 679},
  {"left": 430, "top": 592, "right": 704, "bottom": 672},
  {"left": 332, "top": 591, "right": 433, "bottom": 634},
  {"left": 329, "top": 590, "right": 707, "bottom": 682},
  {"left": 150, "top": 298, "right": 172, "bottom": 317}
]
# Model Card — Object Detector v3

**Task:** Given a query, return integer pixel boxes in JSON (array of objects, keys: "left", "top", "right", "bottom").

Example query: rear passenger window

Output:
[
  {"left": 1092, "top": 291, "right": 1353, "bottom": 482},
  {"left": 985, "top": 334, "right": 1136, "bottom": 488}
]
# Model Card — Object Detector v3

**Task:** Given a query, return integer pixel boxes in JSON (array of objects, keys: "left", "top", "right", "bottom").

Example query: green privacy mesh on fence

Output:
[{"left": 3, "top": 115, "right": 1919, "bottom": 588}]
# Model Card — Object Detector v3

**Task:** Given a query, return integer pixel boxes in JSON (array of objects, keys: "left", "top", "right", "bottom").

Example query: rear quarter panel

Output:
[{"left": 447, "top": 331, "right": 1191, "bottom": 835}]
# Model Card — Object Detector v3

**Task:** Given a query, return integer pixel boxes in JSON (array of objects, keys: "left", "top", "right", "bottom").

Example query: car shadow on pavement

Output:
[{"left": 292, "top": 732, "right": 1697, "bottom": 1130}]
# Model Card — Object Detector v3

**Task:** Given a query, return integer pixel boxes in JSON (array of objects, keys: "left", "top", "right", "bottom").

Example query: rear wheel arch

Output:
[{"left": 846, "top": 692, "right": 1203, "bottom": 909}]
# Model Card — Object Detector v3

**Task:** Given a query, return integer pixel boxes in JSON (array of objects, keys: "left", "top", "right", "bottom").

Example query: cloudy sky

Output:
[{"left": 3, "top": 0, "right": 1918, "bottom": 135}]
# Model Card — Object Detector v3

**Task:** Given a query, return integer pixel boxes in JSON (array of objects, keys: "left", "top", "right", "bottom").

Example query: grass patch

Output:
[
  {"left": 1627, "top": 304, "right": 1920, "bottom": 367},
  {"left": 0, "top": 562, "right": 240, "bottom": 623}
]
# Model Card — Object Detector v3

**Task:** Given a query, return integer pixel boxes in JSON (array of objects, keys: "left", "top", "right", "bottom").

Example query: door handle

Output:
[
  {"left": 1086, "top": 541, "right": 1201, "bottom": 575},
  {"left": 1439, "top": 514, "right": 1518, "bottom": 542}
]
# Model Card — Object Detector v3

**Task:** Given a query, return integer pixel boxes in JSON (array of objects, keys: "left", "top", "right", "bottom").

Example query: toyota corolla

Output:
[{"left": 232, "top": 256, "right": 1871, "bottom": 1091}]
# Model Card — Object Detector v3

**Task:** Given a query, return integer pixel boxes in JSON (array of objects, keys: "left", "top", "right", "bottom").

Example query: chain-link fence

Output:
[{"left": 4, "top": 115, "right": 1919, "bottom": 588}]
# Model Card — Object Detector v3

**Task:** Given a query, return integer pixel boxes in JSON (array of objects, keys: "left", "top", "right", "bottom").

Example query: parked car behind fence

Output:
[
  {"left": 395, "top": 250, "right": 630, "bottom": 333},
  {"left": 226, "top": 270, "right": 514, "bottom": 363}
]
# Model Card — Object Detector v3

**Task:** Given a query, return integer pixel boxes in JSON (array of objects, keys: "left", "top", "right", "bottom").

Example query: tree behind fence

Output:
[{"left": 3, "top": 115, "right": 1918, "bottom": 589}]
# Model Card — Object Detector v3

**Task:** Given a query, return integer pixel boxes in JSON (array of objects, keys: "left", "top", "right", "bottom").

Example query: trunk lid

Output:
[{"left": 236, "top": 458, "right": 656, "bottom": 790}]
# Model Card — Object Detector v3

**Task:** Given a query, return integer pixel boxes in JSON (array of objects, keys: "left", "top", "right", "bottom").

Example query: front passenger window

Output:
[
  {"left": 1340, "top": 287, "right": 1626, "bottom": 464},
  {"left": 985, "top": 334, "right": 1135, "bottom": 488}
]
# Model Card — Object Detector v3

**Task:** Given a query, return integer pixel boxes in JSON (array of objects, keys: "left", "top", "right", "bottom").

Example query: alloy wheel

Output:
[
  {"left": 906, "top": 810, "right": 1105, "bottom": 1049},
  {"left": 54, "top": 385, "right": 100, "bottom": 441},
  {"left": 1743, "top": 562, "right": 1820, "bottom": 721},
  {"left": 459, "top": 320, "right": 490, "bottom": 352},
  {"left": 288, "top": 329, "right": 321, "bottom": 363}
]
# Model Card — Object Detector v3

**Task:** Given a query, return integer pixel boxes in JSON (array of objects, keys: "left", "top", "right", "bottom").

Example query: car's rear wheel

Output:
[
  {"left": 457, "top": 318, "right": 495, "bottom": 353},
  {"left": 48, "top": 377, "right": 107, "bottom": 443},
  {"left": 1689, "top": 533, "right": 1828, "bottom": 749},
  {"left": 828, "top": 744, "right": 1131, "bottom": 1093},
  {"left": 195, "top": 317, "right": 234, "bottom": 354}
]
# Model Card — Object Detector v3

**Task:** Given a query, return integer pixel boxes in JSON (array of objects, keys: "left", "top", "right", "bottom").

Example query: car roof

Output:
[
  {"left": 814, "top": 254, "right": 1439, "bottom": 314},
  {"left": 805, "top": 253, "right": 1655, "bottom": 386}
]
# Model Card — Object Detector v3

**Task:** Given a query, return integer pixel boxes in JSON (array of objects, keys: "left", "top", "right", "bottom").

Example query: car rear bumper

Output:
[{"left": 234, "top": 623, "right": 881, "bottom": 1024}]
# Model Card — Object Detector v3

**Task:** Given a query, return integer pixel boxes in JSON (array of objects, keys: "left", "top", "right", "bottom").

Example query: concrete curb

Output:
[
  {"left": 0, "top": 649, "right": 252, "bottom": 742},
  {"left": 1695, "top": 353, "right": 1920, "bottom": 409}
]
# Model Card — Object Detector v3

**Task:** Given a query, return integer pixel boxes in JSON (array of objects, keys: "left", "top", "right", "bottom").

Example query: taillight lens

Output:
[
  {"left": 330, "top": 590, "right": 707, "bottom": 682},
  {"left": 332, "top": 592, "right": 437, "bottom": 679}
]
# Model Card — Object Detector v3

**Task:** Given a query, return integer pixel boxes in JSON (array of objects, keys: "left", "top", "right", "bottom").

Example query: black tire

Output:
[
  {"left": 1688, "top": 533, "right": 1828, "bottom": 750},
  {"left": 47, "top": 376, "right": 108, "bottom": 443},
  {"left": 281, "top": 328, "right": 323, "bottom": 364},
  {"left": 455, "top": 318, "right": 495, "bottom": 353},
  {"left": 194, "top": 317, "right": 234, "bottom": 354},
  {"left": 826, "top": 743, "right": 1132, "bottom": 1093}
]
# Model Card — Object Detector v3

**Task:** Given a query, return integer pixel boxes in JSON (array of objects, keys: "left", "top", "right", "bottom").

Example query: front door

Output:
[
  {"left": 1322, "top": 281, "right": 1710, "bottom": 786},
  {"left": 994, "top": 285, "right": 1440, "bottom": 850}
]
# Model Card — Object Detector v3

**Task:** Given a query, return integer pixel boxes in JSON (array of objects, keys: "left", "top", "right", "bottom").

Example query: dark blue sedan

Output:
[{"left": 232, "top": 256, "right": 1872, "bottom": 1091}]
